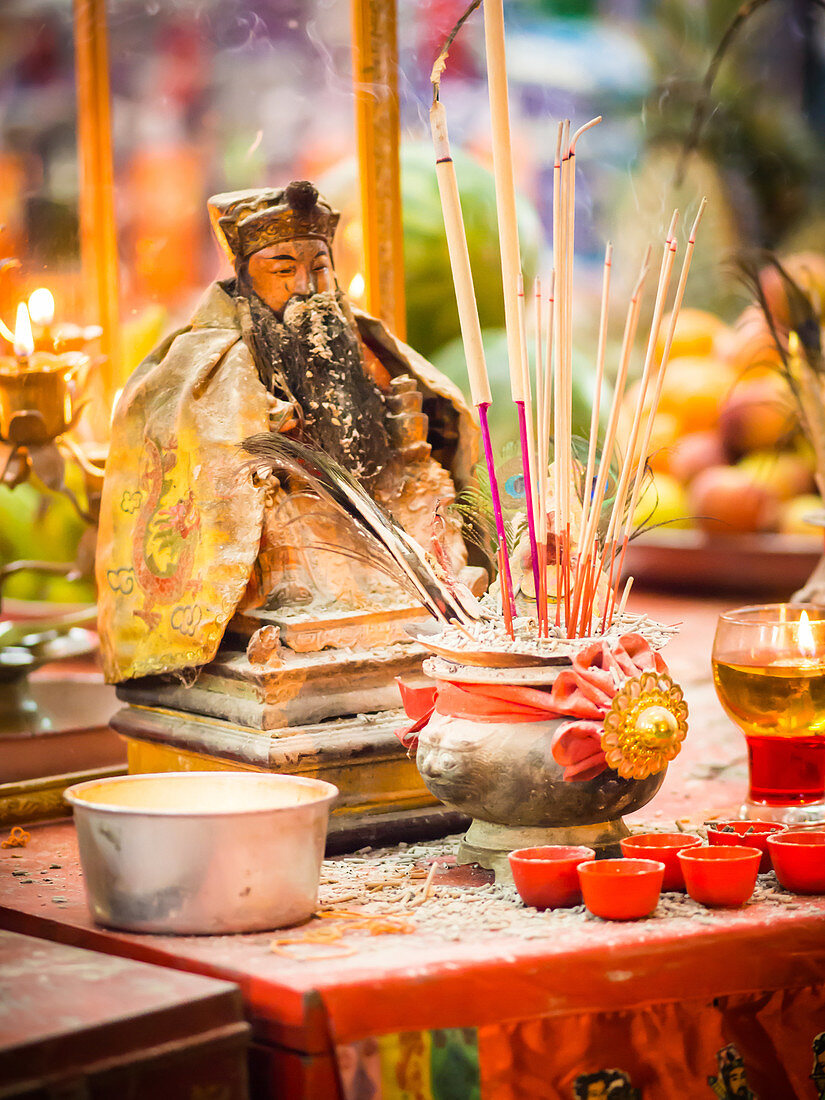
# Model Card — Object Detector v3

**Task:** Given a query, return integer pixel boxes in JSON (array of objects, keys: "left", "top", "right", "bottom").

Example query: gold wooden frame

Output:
[
  {"left": 71, "top": 0, "right": 405, "bottom": 369},
  {"left": 350, "top": 0, "right": 406, "bottom": 338},
  {"left": 73, "top": 0, "right": 119, "bottom": 398}
]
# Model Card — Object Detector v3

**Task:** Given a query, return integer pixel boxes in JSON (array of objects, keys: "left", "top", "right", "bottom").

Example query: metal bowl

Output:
[{"left": 64, "top": 771, "right": 338, "bottom": 935}]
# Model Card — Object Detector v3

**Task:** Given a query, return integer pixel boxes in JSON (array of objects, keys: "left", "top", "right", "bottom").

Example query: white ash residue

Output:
[
  {"left": 283, "top": 294, "right": 342, "bottom": 360},
  {"left": 314, "top": 834, "right": 822, "bottom": 947},
  {"left": 433, "top": 613, "right": 679, "bottom": 665}
]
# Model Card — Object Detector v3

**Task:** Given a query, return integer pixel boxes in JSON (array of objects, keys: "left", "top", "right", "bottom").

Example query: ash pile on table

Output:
[{"left": 314, "top": 835, "right": 822, "bottom": 947}]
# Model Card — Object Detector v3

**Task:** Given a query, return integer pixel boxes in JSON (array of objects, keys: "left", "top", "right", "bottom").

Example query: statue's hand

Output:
[{"left": 267, "top": 394, "right": 299, "bottom": 433}]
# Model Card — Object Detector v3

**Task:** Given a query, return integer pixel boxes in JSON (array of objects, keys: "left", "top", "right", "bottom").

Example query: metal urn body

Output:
[{"left": 415, "top": 666, "right": 668, "bottom": 881}]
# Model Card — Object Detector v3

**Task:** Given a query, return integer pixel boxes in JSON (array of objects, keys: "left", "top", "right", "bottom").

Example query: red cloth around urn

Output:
[{"left": 397, "top": 634, "right": 669, "bottom": 781}]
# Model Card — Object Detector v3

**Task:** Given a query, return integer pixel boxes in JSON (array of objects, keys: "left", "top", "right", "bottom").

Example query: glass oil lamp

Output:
[{"left": 712, "top": 604, "right": 825, "bottom": 823}]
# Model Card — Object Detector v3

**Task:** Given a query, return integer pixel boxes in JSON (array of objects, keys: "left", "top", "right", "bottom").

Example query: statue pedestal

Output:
[
  {"left": 115, "top": 637, "right": 467, "bottom": 851},
  {"left": 116, "top": 638, "right": 430, "bottom": 730}
]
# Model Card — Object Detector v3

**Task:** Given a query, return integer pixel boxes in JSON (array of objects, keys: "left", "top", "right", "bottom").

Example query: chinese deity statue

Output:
[{"left": 96, "top": 181, "right": 477, "bottom": 682}]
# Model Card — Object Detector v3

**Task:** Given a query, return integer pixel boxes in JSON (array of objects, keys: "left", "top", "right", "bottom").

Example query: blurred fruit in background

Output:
[
  {"left": 0, "top": 465, "right": 95, "bottom": 604},
  {"left": 688, "top": 464, "right": 781, "bottom": 535},
  {"left": 633, "top": 471, "right": 691, "bottom": 533},
  {"left": 624, "top": 250, "right": 824, "bottom": 538},
  {"left": 655, "top": 307, "right": 727, "bottom": 362}
]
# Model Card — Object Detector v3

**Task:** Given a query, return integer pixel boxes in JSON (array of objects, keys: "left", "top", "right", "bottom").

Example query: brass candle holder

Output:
[{"left": 0, "top": 351, "right": 87, "bottom": 447}]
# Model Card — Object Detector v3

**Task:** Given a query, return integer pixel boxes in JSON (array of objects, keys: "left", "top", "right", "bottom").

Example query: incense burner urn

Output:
[{"left": 414, "top": 657, "right": 685, "bottom": 880}]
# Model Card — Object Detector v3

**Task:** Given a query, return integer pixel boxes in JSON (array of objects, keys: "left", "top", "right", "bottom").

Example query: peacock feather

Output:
[{"left": 241, "top": 433, "right": 482, "bottom": 626}]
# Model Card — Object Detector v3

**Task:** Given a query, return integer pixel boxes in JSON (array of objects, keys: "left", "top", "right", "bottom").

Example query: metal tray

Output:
[{"left": 622, "top": 530, "right": 821, "bottom": 596}]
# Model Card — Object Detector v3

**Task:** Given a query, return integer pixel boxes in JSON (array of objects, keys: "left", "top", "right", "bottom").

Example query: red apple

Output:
[{"left": 689, "top": 465, "right": 782, "bottom": 533}]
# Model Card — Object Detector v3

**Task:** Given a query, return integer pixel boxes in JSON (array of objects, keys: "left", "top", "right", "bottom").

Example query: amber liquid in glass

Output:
[{"left": 712, "top": 657, "right": 825, "bottom": 805}]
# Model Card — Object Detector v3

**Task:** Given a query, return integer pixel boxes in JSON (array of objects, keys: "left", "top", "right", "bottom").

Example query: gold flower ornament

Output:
[{"left": 601, "top": 670, "right": 688, "bottom": 780}]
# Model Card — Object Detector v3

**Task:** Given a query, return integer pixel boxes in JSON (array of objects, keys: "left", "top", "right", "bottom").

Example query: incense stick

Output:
[
  {"left": 569, "top": 247, "right": 652, "bottom": 634},
  {"left": 553, "top": 121, "right": 572, "bottom": 626},
  {"left": 534, "top": 275, "right": 549, "bottom": 635},
  {"left": 606, "top": 198, "right": 708, "bottom": 628},
  {"left": 616, "top": 575, "right": 634, "bottom": 622},
  {"left": 597, "top": 212, "right": 679, "bottom": 627},
  {"left": 429, "top": 92, "right": 517, "bottom": 632},
  {"left": 577, "top": 241, "right": 613, "bottom": 561},
  {"left": 483, "top": 0, "right": 526, "bottom": 405},
  {"left": 515, "top": 274, "right": 543, "bottom": 625},
  {"left": 483, "top": 0, "right": 542, "bottom": 622},
  {"left": 551, "top": 122, "right": 564, "bottom": 626},
  {"left": 538, "top": 273, "right": 555, "bottom": 635},
  {"left": 564, "top": 117, "right": 601, "bottom": 559}
]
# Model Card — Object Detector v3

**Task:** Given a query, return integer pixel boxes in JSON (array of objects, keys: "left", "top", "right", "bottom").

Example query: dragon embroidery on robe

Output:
[{"left": 131, "top": 437, "right": 201, "bottom": 629}]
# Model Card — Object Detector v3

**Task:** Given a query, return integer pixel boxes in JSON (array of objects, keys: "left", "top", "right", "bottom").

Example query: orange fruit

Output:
[
  {"left": 656, "top": 307, "right": 728, "bottom": 363},
  {"left": 640, "top": 410, "right": 681, "bottom": 474},
  {"left": 657, "top": 356, "right": 736, "bottom": 433}
]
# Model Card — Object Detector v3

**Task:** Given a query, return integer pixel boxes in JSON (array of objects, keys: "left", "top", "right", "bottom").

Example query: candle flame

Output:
[
  {"left": 110, "top": 387, "right": 124, "bottom": 427},
  {"left": 348, "top": 273, "right": 365, "bottom": 300},
  {"left": 798, "top": 609, "right": 816, "bottom": 658},
  {"left": 13, "top": 303, "right": 34, "bottom": 358},
  {"left": 28, "top": 287, "right": 55, "bottom": 327}
]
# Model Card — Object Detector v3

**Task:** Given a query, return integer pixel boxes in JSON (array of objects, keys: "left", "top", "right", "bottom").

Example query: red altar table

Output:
[{"left": 1, "top": 594, "right": 824, "bottom": 1099}]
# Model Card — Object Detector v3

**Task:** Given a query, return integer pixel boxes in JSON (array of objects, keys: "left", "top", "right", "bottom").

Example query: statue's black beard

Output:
[{"left": 238, "top": 282, "right": 390, "bottom": 489}]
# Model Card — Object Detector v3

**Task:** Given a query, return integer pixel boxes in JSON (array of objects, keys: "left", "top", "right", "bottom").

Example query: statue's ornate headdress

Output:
[
  {"left": 208, "top": 181, "right": 340, "bottom": 264},
  {"left": 717, "top": 1045, "right": 745, "bottom": 1074}
]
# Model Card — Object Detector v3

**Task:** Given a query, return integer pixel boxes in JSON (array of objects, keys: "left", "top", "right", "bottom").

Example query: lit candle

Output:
[
  {"left": 13, "top": 303, "right": 33, "bottom": 365},
  {"left": 28, "top": 288, "right": 55, "bottom": 351},
  {"left": 0, "top": 303, "right": 89, "bottom": 445}
]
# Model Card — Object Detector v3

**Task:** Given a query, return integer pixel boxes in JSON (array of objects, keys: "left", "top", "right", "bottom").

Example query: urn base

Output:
[{"left": 458, "top": 816, "right": 632, "bottom": 884}]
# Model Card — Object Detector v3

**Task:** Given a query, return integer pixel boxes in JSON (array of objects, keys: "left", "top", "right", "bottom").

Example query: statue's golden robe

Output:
[{"left": 96, "top": 282, "right": 476, "bottom": 682}]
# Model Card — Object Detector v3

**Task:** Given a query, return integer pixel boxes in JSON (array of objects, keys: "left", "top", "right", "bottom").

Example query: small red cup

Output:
[
  {"left": 577, "top": 858, "right": 664, "bottom": 920},
  {"left": 509, "top": 845, "right": 595, "bottom": 909},
  {"left": 620, "top": 833, "right": 702, "bottom": 891},
  {"left": 678, "top": 845, "right": 760, "bottom": 907},
  {"left": 766, "top": 830, "right": 825, "bottom": 894},
  {"left": 707, "top": 821, "right": 785, "bottom": 873}
]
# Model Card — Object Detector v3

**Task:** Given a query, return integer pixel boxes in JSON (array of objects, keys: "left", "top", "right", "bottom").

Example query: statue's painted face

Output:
[
  {"left": 585, "top": 1085, "right": 608, "bottom": 1100},
  {"left": 246, "top": 238, "right": 334, "bottom": 316},
  {"left": 727, "top": 1067, "right": 747, "bottom": 1096}
]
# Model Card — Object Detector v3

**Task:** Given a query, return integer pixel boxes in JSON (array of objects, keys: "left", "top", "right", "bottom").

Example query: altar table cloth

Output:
[
  {"left": 1, "top": 819, "right": 824, "bottom": 1099},
  {"left": 2, "top": 593, "right": 825, "bottom": 1098}
]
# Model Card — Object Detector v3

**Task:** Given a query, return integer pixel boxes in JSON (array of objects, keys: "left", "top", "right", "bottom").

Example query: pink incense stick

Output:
[
  {"left": 478, "top": 401, "right": 516, "bottom": 622},
  {"left": 516, "top": 399, "right": 542, "bottom": 615}
]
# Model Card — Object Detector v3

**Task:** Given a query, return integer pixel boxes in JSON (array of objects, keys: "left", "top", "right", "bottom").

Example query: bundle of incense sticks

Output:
[{"left": 430, "top": 0, "right": 705, "bottom": 643}]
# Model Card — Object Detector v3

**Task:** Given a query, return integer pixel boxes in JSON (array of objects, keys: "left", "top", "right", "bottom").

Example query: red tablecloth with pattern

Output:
[{"left": 1, "top": 593, "right": 823, "bottom": 1099}]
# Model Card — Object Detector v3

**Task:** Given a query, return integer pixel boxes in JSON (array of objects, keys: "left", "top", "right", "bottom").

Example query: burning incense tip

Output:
[
  {"left": 690, "top": 196, "right": 708, "bottom": 239},
  {"left": 569, "top": 116, "right": 602, "bottom": 155}
]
